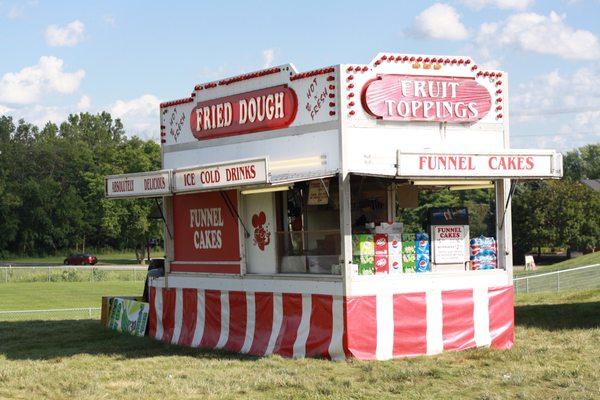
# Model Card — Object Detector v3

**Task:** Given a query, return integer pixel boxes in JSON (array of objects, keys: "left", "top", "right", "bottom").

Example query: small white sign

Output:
[
  {"left": 432, "top": 225, "right": 469, "bottom": 264},
  {"left": 173, "top": 158, "right": 269, "bottom": 193},
  {"left": 105, "top": 170, "right": 171, "bottom": 198},
  {"left": 307, "top": 179, "right": 330, "bottom": 205},
  {"left": 397, "top": 150, "right": 562, "bottom": 178}
]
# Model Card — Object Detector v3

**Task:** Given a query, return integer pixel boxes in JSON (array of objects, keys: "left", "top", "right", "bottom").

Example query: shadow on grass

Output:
[
  {"left": 2, "top": 300, "right": 598, "bottom": 361},
  {"left": 515, "top": 301, "right": 600, "bottom": 330},
  {"left": 0, "top": 319, "right": 254, "bottom": 361}
]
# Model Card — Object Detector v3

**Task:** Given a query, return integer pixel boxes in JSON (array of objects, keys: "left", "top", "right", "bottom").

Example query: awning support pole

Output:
[
  {"left": 319, "top": 178, "right": 330, "bottom": 199},
  {"left": 499, "top": 180, "right": 517, "bottom": 230},
  {"left": 155, "top": 198, "right": 172, "bottom": 240},
  {"left": 220, "top": 191, "right": 250, "bottom": 238}
]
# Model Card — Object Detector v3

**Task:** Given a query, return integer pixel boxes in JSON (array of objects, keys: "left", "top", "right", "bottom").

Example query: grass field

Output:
[
  {"left": 1, "top": 289, "right": 599, "bottom": 399},
  {"left": 1, "top": 249, "right": 164, "bottom": 265},
  {"left": 0, "top": 281, "right": 142, "bottom": 311},
  {"left": 514, "top": 251, "right": 600, "bottom": 277}
]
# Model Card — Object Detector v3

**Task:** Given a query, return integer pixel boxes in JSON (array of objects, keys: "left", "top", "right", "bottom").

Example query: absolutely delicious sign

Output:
[
  {"left": 189, "top": 85, "right": 297, "bottom": 140},
  {"left": 105, "top": 170, "right": 171, "bottom": 198},
  {"left": 362, "top": 75, "right": 491, "bottom": 122}
]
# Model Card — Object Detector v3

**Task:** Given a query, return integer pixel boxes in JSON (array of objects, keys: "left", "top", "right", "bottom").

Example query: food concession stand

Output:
[{"left": 105, "top": 53, "right": 562, "bottom": 360}]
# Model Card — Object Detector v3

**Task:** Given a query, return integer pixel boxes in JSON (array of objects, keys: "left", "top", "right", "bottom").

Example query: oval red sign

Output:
[
  {"left": 190, "top": 84, "right": 297, "bottom": 141},
  {"left": 362, "top": 75, "right": 491, "bottom": 122}
]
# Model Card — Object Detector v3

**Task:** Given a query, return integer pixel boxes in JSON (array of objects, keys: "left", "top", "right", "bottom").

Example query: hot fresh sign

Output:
[
  {"left": 174, "top": 158, "right": 269, "bottom": 193},
  {"left": 362, "top": 75, "right": 491, "bottom": 122},
  {"left": 189, "top": 85, "right": 297, "bottom": 140},
  {"left": 397, "top": 151, "right": 562, "bottom": 178},
  {"left": 105, "top": 170, "right": 171, "bottom": 198}
]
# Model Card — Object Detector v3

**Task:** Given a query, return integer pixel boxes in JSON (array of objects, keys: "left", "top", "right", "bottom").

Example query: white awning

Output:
[
  {"left": 105, "top": 170, "right": 172, "bottom": 199},
  {"left": 396, "top": 149, "right": 562, "bottom": 180}
]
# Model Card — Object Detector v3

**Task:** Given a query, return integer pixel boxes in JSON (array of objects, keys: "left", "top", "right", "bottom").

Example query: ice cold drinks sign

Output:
[
  {"left": 174, "top": 159, "right": 268, "bottom": 192},
  {"left": 362, "top": 75, "right": 492, "bottom": 122}
]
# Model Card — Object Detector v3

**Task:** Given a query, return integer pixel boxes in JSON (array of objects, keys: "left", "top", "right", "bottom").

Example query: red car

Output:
[{"left": 63, "top": 253, "right": 98, "bottom": 265}]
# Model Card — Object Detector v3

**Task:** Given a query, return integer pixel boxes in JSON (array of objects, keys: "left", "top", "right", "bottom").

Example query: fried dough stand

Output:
[{"left": 105, "top": 53, "right": 562, "bottom": 360}]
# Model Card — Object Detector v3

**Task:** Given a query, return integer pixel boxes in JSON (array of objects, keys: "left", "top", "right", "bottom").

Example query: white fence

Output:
[
  {"left": 0, "top": 265, "right": 147, "bottom": 284},
  {"left": 0, "top": 307, "right": 101, "bottom": 321},
  {"left": 513, "top": 264, "right": 600, "bottom": 294}
]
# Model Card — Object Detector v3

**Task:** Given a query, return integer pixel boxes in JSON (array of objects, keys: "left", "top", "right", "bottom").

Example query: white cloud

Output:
[
  {"left": 0, "top": 104, "right": 13, "bottom": 115},
  {"left": 262, "top": 49, "right": 275, "bottom": 68},
  {"left": 45, "top": 20, "right": 85, "bottom": 47},
  {"left": 110, "top": 94, "right": 161, "bottom": 139},
  {"left": 460, "top": 0, "right": 534, "bottom": 10},
  {"left": 3, "top": 104, "right": 69, "bottom": 128},
  {"left": 478, "top": 11, "right": 600, "bottom": 60},
  {"left": 0, "top": 56, "right": 85, "bottom": 105},
  {"left": 511, "top": 67, "right": 600, "bottom": 150},
  {"left": 77, "top": 95, "right": 91, "bottom": 111},
  {"left": 411, "top": 3, "right": 469, "bottom": 41}
]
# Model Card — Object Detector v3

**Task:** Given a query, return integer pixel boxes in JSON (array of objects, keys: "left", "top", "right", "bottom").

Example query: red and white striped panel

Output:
[{"left": 148, "top": 285, "right": 513, "bottom": 360}]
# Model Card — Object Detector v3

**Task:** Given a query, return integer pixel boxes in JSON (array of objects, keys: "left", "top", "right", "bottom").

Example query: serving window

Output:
[
  {"left": 242, "top": 178, "right": 341, "bottom": 275},
  {"left": 349, "top": 175, "right": 500, "bottom": 275}
]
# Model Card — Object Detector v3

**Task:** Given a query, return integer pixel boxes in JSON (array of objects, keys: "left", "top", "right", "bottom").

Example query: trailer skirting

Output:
[{"left": 148, "top": 285, "right": 513, "bottom": 360}]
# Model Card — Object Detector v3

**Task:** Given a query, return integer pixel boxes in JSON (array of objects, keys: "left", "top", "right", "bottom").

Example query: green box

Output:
[
  {"left": 402, "top": 241, "right": 416, "bottom": 255},
  {"left": 352, "top": 234, "right": 374, "bottom": 256},
  {"left": 402, "top": 253, "right": 416, "bottom": 273},
  {"left": 358, "top": 254, "right": 374, "bottom": 275}
]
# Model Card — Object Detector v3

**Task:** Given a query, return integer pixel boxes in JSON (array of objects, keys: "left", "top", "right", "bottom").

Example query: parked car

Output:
[{"left": 64, "top": 253, "right": 98, "bottom": 265}]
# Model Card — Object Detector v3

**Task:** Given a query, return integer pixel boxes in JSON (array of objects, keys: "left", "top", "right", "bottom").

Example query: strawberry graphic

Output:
[{"left": 252, "top": 211, "right": 271, "bottom": 251}]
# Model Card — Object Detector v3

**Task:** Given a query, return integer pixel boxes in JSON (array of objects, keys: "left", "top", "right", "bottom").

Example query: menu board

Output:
[
  {"left": 431, "top": 225, "right": 469, "bottom": 264},
  {"left": 307, "top": 179, "right": 330, "bottom": 205}
]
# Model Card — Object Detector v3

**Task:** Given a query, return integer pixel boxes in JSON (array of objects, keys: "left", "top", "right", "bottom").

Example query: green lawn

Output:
[
  {"left": 514, "top": 251, "right": 600, "bottom": 277},
  {"left": 0, "top": 281, "right": 142, "bottom": 311},
  {"left": 1, "top": 249, "right": 165, "bottom": 265},
  {"left": 0, "top": 289, "right": 599, "bottom": 399}
]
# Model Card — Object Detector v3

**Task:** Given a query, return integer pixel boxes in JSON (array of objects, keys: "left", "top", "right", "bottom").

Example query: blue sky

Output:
[{"left": 0, "top": 0, "right": 599, "bottom": 151}]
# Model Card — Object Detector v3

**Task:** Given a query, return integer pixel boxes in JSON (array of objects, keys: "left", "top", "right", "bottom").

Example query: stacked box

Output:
[
  {"left": 415, "top": 232, "right": 430, "bottom": 273},
  {"left": 470, "top": 236, "right": 497, "bottom": 270},
  {"left": 402, "top": 239, "right": 416, "bottom": 273},
  {"left": 352, "top": 234, "right": 374, "bottom": 275},
  {"left": 402, "top": 232, "right": 430, "bottom": 272},
  {"left": 374, "top": 233, "right": 389, "bottom": 274},
  {"left": 388, "top": 233, "right": 403, "bottom": 274}
]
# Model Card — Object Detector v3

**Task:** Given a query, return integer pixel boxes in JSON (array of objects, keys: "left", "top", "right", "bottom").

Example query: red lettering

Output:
[
  {"left": 526, "top": 156, "right": 534, "bottom": 170},
  {"left": 184, "top": 173, "right": 195, "bottom": 186},
  {"left": 419, "top": 156, "right": 427, "bottom": 170}
]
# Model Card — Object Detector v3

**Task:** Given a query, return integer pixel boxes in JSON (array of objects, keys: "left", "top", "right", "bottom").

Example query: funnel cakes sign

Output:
[{"left": 362, "top": 75, "right": 491, "bottom": 122}]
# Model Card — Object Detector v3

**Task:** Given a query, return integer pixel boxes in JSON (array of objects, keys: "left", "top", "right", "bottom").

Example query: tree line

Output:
[
  {"left": 0, "top": 113, "right": 162, "bottom": 260},
  {"left": 0, "top": 112, "right": 598, "bottom": 262}
]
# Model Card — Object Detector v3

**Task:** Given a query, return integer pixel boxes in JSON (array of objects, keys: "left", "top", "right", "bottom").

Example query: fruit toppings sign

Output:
[
  {"left": 190, "top": 85, "right": 298, "bottom": 140},
  {"left": 362, "top": 75, "right": 491, "bottom": 122}
]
